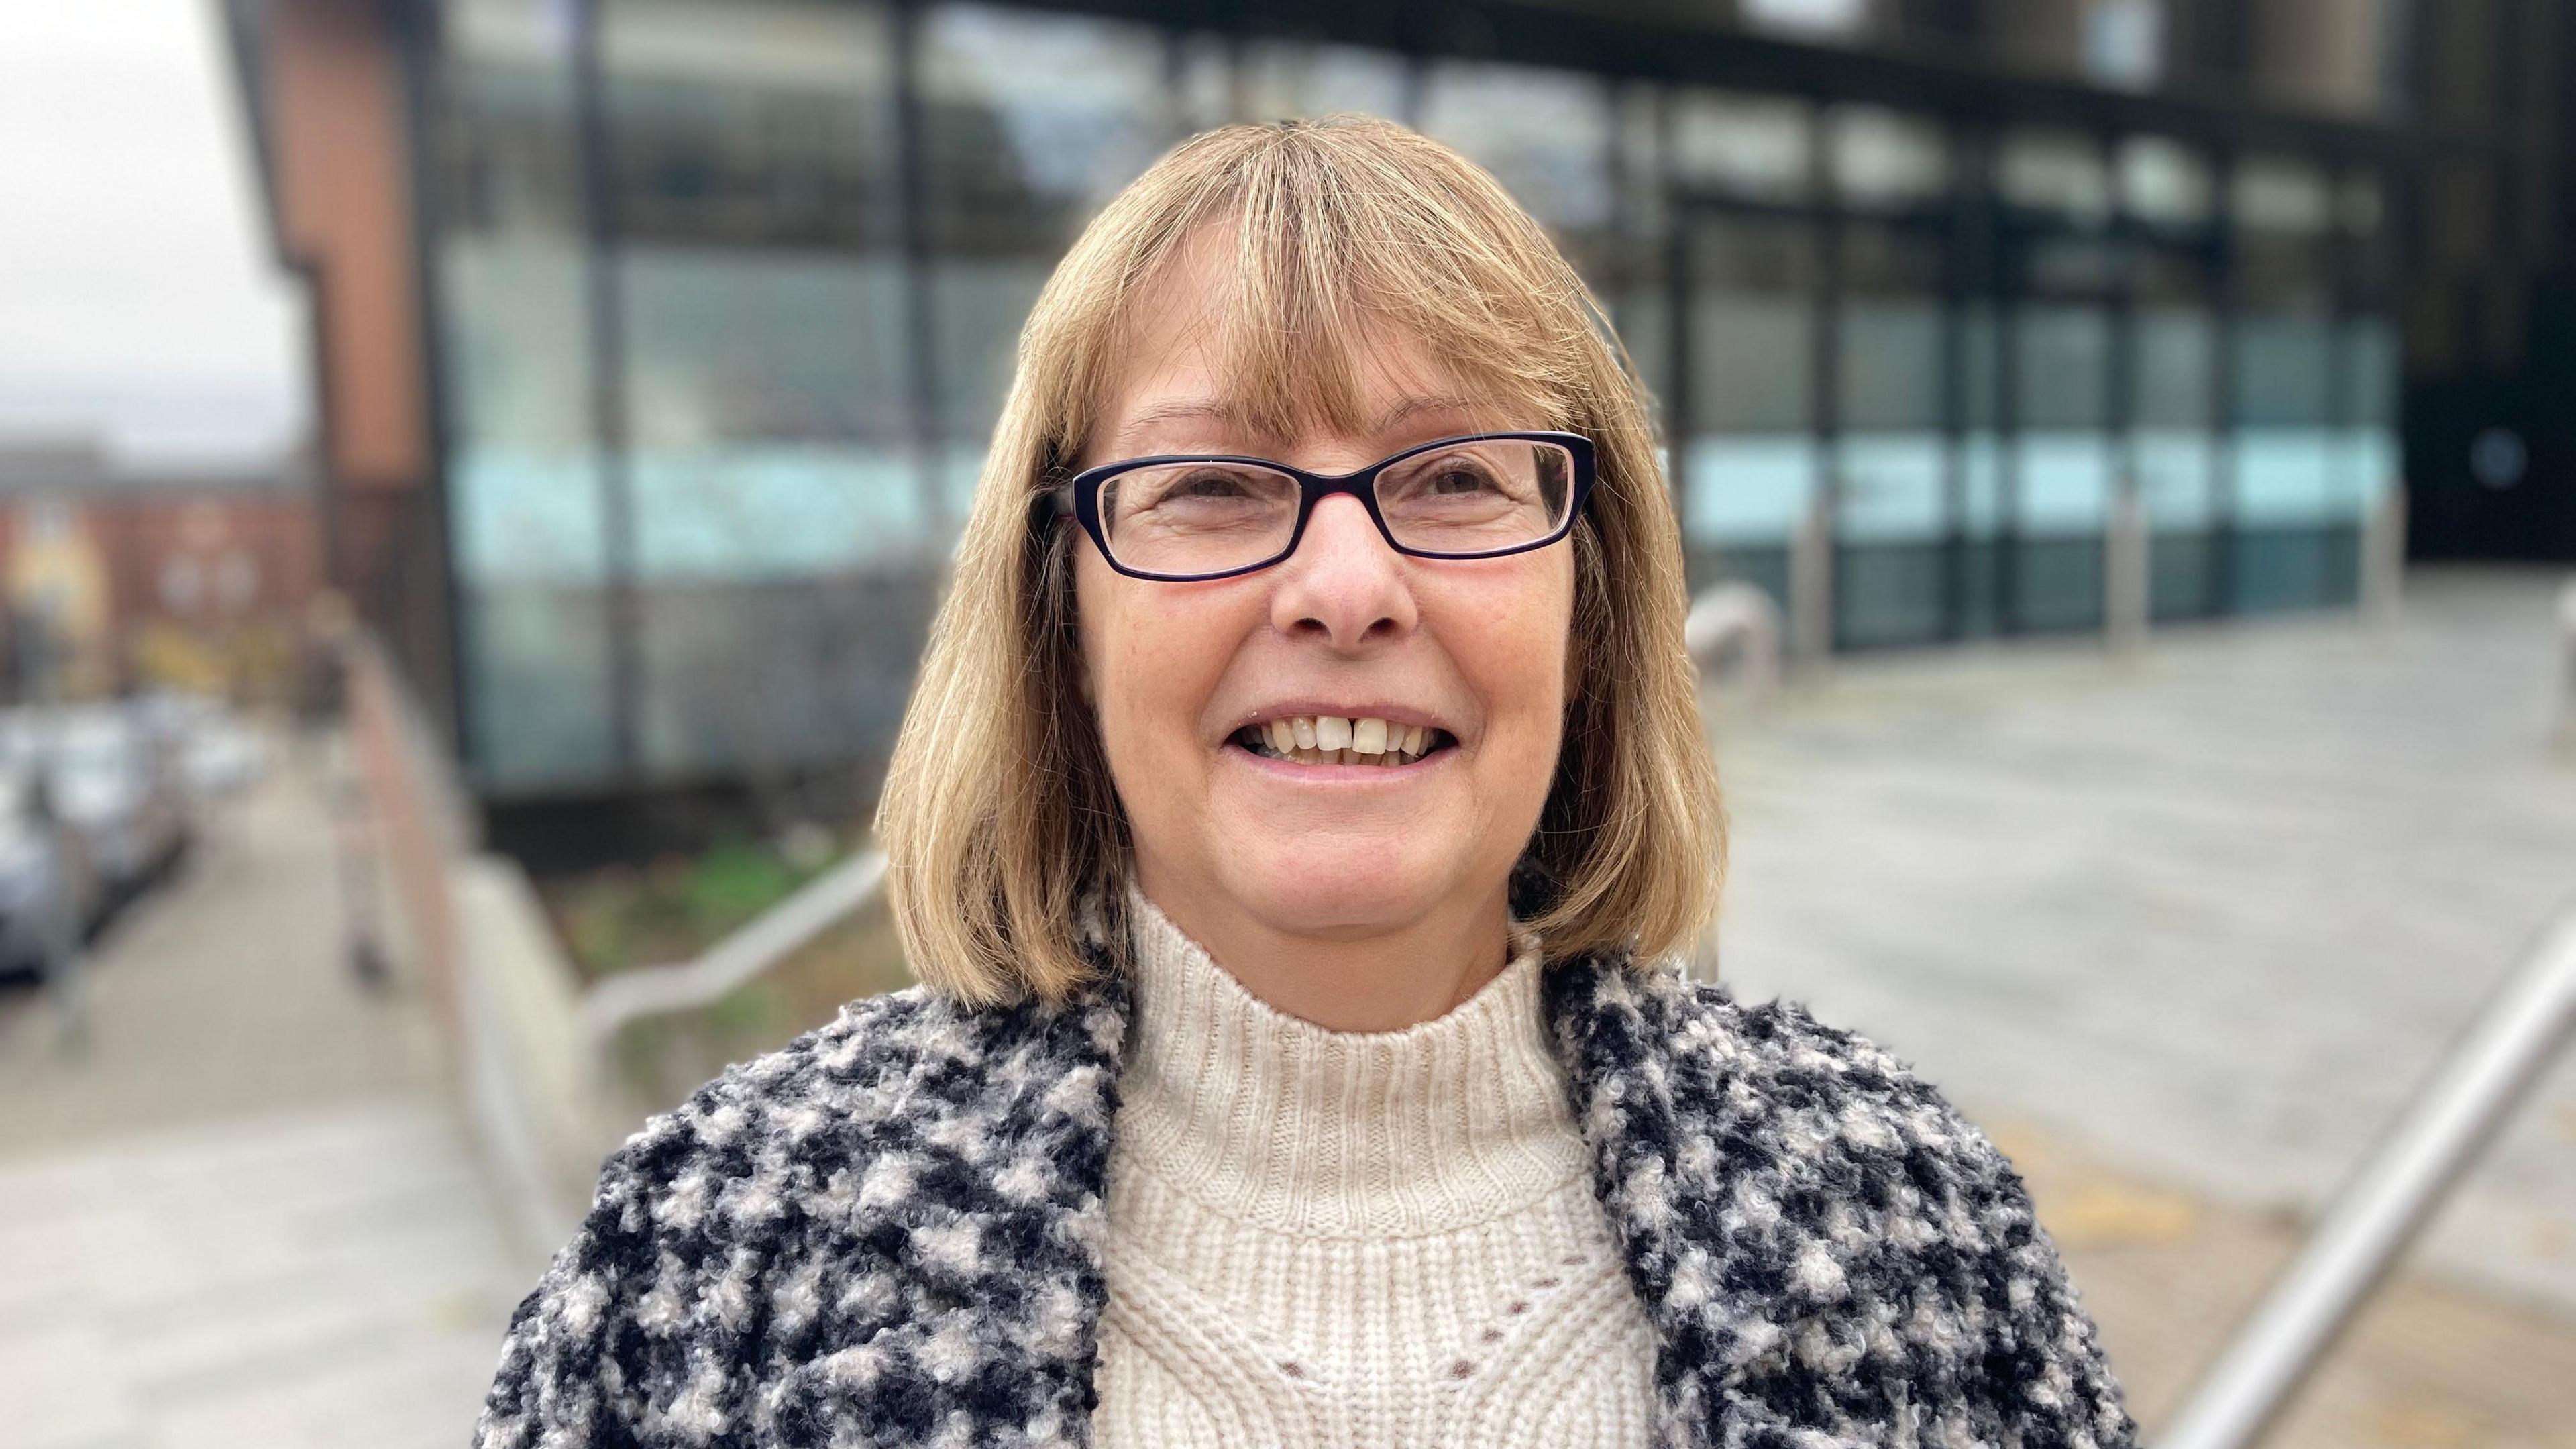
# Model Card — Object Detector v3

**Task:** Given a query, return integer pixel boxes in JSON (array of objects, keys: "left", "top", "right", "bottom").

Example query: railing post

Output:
[
  {"left": 2105, "top": 484, "right": 2149, "bottom": 653},
  {"left": 2156, "top": 911, "right": 2576, "bottom": 1449},
  {"left": 2556, "top": 578, "right": 2576, "bottom": 751},
  {"left": 2359, "top": 480, "right": 2407, "bottom": 629},
  {"left": 1684, "top": 582, "right": 1784, "bottom": 710},
  {"left": 1788, "top": 490, "right": 1835, "bottom": 674}
]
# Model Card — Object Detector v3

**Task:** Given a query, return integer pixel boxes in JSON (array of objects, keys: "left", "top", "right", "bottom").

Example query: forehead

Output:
[
  {"left": 1097, "top": 349, "right": 1507, "bottom": 462},
  {"left": 1085, "top": 225, "right": 1550, "bottom": 464}
]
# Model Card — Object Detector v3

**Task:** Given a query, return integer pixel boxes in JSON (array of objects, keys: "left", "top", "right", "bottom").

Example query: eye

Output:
[
  {"left": 1170, "top": 468, "right": 1257, "bottom": 500},
  {"left": 1104, "top": 463, "right": 1297, "bottom": 537},
  {"left": 1134, "top": 466, "right": 1281, "bottom": 509},
  {"left": 1424, "top": 462, "right": 1500, "bottom": 495}
]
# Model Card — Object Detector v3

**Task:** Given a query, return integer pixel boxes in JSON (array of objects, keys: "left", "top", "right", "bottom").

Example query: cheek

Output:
[
  {"left": 1491, "top": 561, "right": 1575, "bottom": 710},
  {"left": 1075, "top": 556, "right": 1234, "bottom": 759},
  {"left": 1439, "top": 558, "right": 1574, "bottom": 767}
]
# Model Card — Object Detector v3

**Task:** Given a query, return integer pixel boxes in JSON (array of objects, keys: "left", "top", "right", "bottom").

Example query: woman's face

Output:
[{"left": 1073, "top": 245, "right": 1574, "bottom": 945}]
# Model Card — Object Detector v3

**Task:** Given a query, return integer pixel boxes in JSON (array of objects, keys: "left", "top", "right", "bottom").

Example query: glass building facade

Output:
[{"left": 416, "top": 0, "right": 2520, "bottom": 803}]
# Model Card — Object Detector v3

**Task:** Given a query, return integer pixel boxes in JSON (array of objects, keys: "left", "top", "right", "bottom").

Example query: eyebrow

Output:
[{"left": 1114, "top": 394, "right": 1491, "bottom": 451}]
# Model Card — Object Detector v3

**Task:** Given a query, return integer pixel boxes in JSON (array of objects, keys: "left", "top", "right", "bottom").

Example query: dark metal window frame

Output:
[{"left": 411, "top": 0, "right": 2515, "bottom": 790}]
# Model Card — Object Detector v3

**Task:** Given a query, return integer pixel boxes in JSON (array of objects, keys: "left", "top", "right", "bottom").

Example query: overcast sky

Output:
[{"left": 0, "top": 0, "right": 309, "bottom": 469}]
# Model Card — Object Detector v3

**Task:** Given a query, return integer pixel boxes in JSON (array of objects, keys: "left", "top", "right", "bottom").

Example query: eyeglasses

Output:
[{"left": 1053, "top": 431, "right": 1595, "bottom": 582}]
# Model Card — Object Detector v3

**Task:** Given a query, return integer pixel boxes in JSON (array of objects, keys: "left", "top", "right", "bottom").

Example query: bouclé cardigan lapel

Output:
[{"left": 474, "top": 945, "right": 2135, "bottom": 1449}]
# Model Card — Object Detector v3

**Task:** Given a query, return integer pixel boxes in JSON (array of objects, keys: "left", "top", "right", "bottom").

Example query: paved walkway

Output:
[
  {"left": 0, "top": 732, "right": 524, "bottom": 1449},
  {"left": 1707, "top": 566, "right": 2576, "bottom": 1444}
]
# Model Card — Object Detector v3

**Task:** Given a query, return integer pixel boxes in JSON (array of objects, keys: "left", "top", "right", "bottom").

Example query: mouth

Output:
[{"left": 1228, "top": 714, "right": 1458, "bottom": 769}]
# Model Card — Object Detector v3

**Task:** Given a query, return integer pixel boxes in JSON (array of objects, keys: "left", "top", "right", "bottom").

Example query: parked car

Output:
[
  {"left": 0, "top": 767, "right": 95, "bottom": 981},
  {"left": 183, "top": 715, "right": 270, "bottom": 799},
  {"left": 125, "top": 688, "right": 268, "bottom": 800},
  {"left": 0, "top": 709, "right": 42, "bottom": 777},
  {"left": 39, "top": 704, "right": 193, "bottom": 904}
]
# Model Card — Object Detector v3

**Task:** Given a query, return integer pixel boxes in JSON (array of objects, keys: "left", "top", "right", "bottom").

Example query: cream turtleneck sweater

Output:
[{"left": 1089, "top": 892, "right": 1657, "bottom": 1448}]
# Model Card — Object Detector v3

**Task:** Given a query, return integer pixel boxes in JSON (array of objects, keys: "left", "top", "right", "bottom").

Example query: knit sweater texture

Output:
[
  {"left": 1091, "top": 892, "right": 1654, "bottom": 1446},
  {"left": 472, "top": 878, "right": 2139, "bottom": 1448}
]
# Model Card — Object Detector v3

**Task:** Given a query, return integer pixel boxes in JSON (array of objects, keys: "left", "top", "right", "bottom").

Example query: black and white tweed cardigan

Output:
[{"left": 475, "top": 937, "right": 2137, "bottom": 1448}]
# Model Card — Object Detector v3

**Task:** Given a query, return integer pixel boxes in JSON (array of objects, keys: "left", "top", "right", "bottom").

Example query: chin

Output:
[{"left": 1214, "top": 853, "right": 1444, "bottom": 937}]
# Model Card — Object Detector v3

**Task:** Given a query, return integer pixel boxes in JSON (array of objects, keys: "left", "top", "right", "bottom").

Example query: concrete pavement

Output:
[
  {"left": 1707, "top": 567, "right": 2576, "bottom": 1444},
  {"left": 0, "top": 731, "right": 525, "bottom": 1449}
]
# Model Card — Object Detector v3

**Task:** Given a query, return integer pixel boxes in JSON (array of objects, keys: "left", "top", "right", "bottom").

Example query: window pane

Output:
[
  {"left": 2249, "top": 0, "right": 2404, "bottom": 119},
  {"left": 2083, "top": 0, "right": 2167, "bottom": 89},
  {"left": 2015, "top": 305, "right": 2112, "bottom": 526},
  {"left": 2339, "top": 172, "right": 2386, "bottom": 237},
  {"left": 1606, "top": 85, "right": 1671, "bottom": 409},
  {"left": 2118, "top": 136, "right": 2212, "bottom": 226},
  {"left": 2231, "top": 211, "right": 2337, "bottom": 534},
  {"left": 1831, "top": 107, "right": 1949, "bottom": 208},
  {"left": 2341, "top": 317, "right": 2400, "bottom": 509},
  {"left": 2229, "top": 177, "right": 2342, "bottom": 612},
  {"left": 1960, "top": 303, "right": 2004, "bottom": 636},
  {"left": 1998, "top": 130, "right": 2110, "bottom": 225},
  {"left": 1836, "top": 223, "right": 1944, "bottom": 541},
  {"left": 1420, "top": 61, "right": 1615, "bottom": 274},
  {"left": 1171, "top": 32, "right": 1230, "bottom": 134},
  {"left": 2130, "top": 246, "right": 2217, "bottom": 534},
  {"left": 443, "top": 0, "right": 586, "bottom": 233},
  {"left": 596, "top": 0, "right": 927, "bottom": 778},
  {"left": 602, "top": 0, "right": 898, "bottom": 248},
  {"left": 1671, "top": 91, "right": 1809, "bottom": 202},
  {"left": 1682, "top": 217, "right": 1816, "bottom": 553},
  {"left": 621, "top": 250, "right": 923, "bottom": 574},
  {"left": 2233, "top": 157, "right": 2334, "bottom": 234},
  {"left": 2007, "top": 225, "right": 2113, "bottom": 632},
  {"left": 2232, "top": 316, "right": 2336, "bottom": 521},
  {"left": 1836, "top": 221, "right": 1948, "bottom": 648},
  {"left": 919, "top": 5, "right": 1166, "bottom": 496},
  {"left": 436, "top": 0, "right": 616, "bottom": 791},
  {"left": 1741, "top": 0, "right": 1875, "bottom": 42},
  {"left": 919, "top": 5, "right": 1168, "bottom": 250},
  {"left": 443, "top": 245, "right": 606, "bottom": 586},
  {"left": 2133, "top": 309, "right": 2216, "bottom": 523},
  {"left": 1240, "top": 41, "right": 1409, "bottom": 122}
]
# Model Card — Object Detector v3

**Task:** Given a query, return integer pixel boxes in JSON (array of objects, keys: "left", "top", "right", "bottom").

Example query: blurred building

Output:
[
  {"left": 0, "top": 440, "right": 323, "bottom": 703},
  {"left": 220, "top": 0, "right": 2563, "bottom": 848}
]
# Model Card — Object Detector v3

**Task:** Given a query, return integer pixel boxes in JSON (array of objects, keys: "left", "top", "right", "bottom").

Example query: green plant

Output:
[{"left": 541, "top": 828, "right": 847, "bottom": 981}]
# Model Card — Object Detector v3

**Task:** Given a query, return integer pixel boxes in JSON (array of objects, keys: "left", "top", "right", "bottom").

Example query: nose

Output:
[{"left": 1267, "top": 493, "right": 1417, "bottom": 650}]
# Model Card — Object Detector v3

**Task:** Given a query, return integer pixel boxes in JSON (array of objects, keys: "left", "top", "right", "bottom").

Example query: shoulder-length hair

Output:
[{"left": 876, "top": 114, "right": 1725, "bottom": 1006}]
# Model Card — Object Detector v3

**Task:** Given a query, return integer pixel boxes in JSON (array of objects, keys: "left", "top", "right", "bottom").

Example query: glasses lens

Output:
[
  {"left": 1374, "top": 439, "right": 1576, "bottom": 556},
  {"left": 1100, "top": 461, "right": 1301, "bottom": 576}
]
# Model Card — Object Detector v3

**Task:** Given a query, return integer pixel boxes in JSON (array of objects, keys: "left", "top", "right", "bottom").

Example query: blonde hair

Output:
[{"left": 875, "top": 115, "right": 1724, "bottom": 1006}]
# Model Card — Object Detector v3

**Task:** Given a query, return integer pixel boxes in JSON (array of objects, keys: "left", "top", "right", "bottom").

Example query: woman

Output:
[{"left": 476, "top": 116, "right": 2135, "bottom": 1449}]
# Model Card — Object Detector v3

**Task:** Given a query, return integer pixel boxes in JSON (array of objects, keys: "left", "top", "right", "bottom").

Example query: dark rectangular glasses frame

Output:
[{"left": 1048, "top": 430, "right": 1596, "bottom": 582}]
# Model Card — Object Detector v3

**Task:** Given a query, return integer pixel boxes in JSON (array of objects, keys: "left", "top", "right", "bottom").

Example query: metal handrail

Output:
[
  {"left": 2157, "top": 908, "right": 2576, "bottom": 1449},
  {"left": 2555, "top": 578, "right": 2576, "bottom": 747},
  {"left": 572, "top": 847, "right": 890, "bottom": 1074},
  {"left": 1685, "top": 580, "right": 1784, "bottom": 705}
]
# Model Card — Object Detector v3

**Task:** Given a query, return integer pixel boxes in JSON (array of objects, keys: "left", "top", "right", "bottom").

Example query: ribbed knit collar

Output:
[{"left": 1113, "top": 885, "right": 1592, "bottom": 1238}]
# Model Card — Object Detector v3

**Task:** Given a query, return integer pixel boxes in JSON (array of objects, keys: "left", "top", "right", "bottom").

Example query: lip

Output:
[
  {"left": 1221, "top": 737, "right": 1459, "bottom": 783},
  {"left": 1222, "top": 701, "right": 1457, "bottom": 738}
]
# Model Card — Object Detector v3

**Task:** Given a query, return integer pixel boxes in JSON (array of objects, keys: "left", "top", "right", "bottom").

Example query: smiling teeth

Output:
[{"left": 1244, "top": 716, "right": 1439, "bottom": 765}]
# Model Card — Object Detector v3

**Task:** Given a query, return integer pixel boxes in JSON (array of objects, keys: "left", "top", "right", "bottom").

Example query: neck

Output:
[
  {"left": 1112, "top": 887, "right": 1582, "bottom": 1239},
  {"left": 1126, "top": 863, "right": 1513, "bottom": 1032}
]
